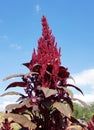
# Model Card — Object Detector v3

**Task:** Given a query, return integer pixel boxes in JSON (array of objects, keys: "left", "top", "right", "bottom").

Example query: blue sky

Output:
[{"left": 0, "top": 0, "right": 94, "bottom": 111}]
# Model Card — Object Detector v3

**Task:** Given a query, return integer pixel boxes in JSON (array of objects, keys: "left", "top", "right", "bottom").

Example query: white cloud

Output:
[
  {"left": 0, "top": 101, "right": 12, "bottom": 112},
  {"left": 74, "top": 93, "right": 94, "bottom": 104},
  {"left": 73, "top": 69, "right": 94, "bottom": 88},
  {"left": 67, "top": 69, "right": 94, "bottom": 103},
  {"left": 0, "top": 96, "right": 19, "bottom": 112},
  {"left": 10, "top": 44, "right": 22, "bottom": 50},
  {"left": 35, "top": 4, "right": 41, "bottom": 12}
]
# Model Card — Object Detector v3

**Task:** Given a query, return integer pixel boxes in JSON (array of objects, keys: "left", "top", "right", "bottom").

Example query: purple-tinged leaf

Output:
[
  {"left": 63, "top": 84, "right": 84, "bottom": 95},
  {"left": 0, "top": 91, "right": 24, "bottom": 97},
  {"left": 5, "top": 82, "right": 26, "bottom": 90},
  {"left": 24, "top": 71, "right": 39, "bottom": 78},
  {"left": 68, "top": 75, "right": 75, "bottom": 83},
  {"left": 57, "top": 86, "right": 74, "bottom": 98},
  {"left": 41, "top": 87, "right": 57, "bottom": 98},
  {"left": 3, "top": 74, "right": 24, "bottom": 81},
  {"left": 53, "top": 102, "right": 72, "bottom": 117},
  {"left": 69, "top": 116, "right": 80, "bottom": 123},
  {"left": 33, "top": 63, "right": 41, "bottom": 68},
  {"left": 69, "top": 116, "right": 86, "bottom": 128},
  {"left": 63, "top": 97, "right": 74, "bottom": 112},
  {"left": 67, "top": 125, "right": 83, "bottom": 130},
  {"left": 22, "top": 62, "right": 30, "bottom": 68},
  {"left": 2, "top": 113, "right": 36, "bottom": 129},
  {"left": 16, "top": 96, "right": 27, "bottom": 102},
  {"left": 5, "top": 104, "right": 25, "bottom": 112},
  {"left": 72, "top": 98, "right": 89, "bottom": 109},
  {"left": 11, "top": 105, "right": 32, "bottom": 114}
]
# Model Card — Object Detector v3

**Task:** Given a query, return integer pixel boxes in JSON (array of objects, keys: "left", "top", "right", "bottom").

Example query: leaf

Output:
[
  {"left": 72, "top": 98, "right": 89, "bottom": 109},
  {"left": 67, "top": 125, "right": 83, "bottom": 130},
  {"left": 2, "top": 113, "right": 36, "bottom": 129},
  {"left": 41, "top": 87, "right": 57, "bottom": 98},
  {"left": 62, "top": 96, "right": 74, "bottom": 112},
  {"left": 63, "top": 87, "right": 74, "bottom": 98},
  {"left": 20, "top": 98, "right": 31, "bottom": 107},
  {"left": 24, "top": 71, "right": 39, "bottom": 78},
  {"left": 22, "top": 62, "right": 30, "bottom": 68},
  {"left": 33, "top": 63, "right": 41, "bottom": 68},
  {"left": 53, "top": 102, "right": 72, "bottom": 117},
  {"left": 63, "top": 84, "right": 84, "bottom": 95},
  {"left": 69, "top": 75, "right": 75, "bottom": 83},
  {"left": 5, "top": 104, "right": 25, "bottom": 112},
  {"left": 5, "top": 82, "right": 26, "bottom": 90},
  {"left": 69, "top": 116, "right": 80, "bottom": 124},
  {"left": 5, "top": 100, "right": 32, "bottom": 113},
  {"left": 3, "top": 74, "right": 24, "bottom": 81},
  {"left": 16, "top": 96, "right": 26, "bottom": 102},
  {"left": 0, "top": 91, "right": 24, "bottom": 97}
]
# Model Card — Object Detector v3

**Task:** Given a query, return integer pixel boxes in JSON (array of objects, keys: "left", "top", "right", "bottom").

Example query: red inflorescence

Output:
[{"left": 28, "top": 16, "right": 70, "bottom": 89}]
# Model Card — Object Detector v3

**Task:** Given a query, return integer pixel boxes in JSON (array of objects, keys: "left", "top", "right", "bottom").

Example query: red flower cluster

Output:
[
  {"left": 27, "top": 16, "right": 69, "bottom": 88},
  {"left": 1, "top": 119, "right": 13, "bottom": 130}
]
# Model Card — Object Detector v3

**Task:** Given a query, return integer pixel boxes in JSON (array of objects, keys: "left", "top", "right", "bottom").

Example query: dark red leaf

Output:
[
  {"left": 3, "top": 74, "right": 24, "bottom": 81},
  {"left": 72, "top": 98, "right": 89, "bottom": 109},
  {"left": 5, "top": 82, "right": 26, "bottom": 90},
  {"left": 69, "top": 116, "right": 80, "bottom": 124},
  {"left": 69, "top": 116, "right": 86, "bottom": 127},
  {"left": 11, "top": 105, "right": 31, "bottom": 114},
  {"left": 63, "top": 97, "right": 74, "bottom": 112},
  {"left": 0, "top": 91, "right": 24, "bottom": 97},
  {"left": 63, "top": 84, "right": 84, "bottom": 95},
  {"left": 22, "top": 62, "right": 30, "bottom": 68}
]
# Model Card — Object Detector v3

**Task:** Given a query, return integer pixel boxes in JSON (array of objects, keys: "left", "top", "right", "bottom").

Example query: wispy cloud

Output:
[
  {"left": 67, "top": 69, "right": 94, "bottom": 103},
  {"left": 73, "top": 69, "right": 94, "bottom": 88},
  {"left": 0, "top": 35, "right": 8, "bottom": 39},
  {"left": 74, "top": 93, "right": 94, "bottom": 103},
  {"left": 35, "top": 4, "right": 41, "bottom": 12},
  {"left": 10, "top": 43, "right": 22, "bottom": 50},
  {"left": 0, "top": 96, "right": 18, "bottom": 112}
]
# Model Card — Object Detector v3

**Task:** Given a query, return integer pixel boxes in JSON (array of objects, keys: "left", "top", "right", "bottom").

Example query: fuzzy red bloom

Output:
[
  {"left": 27, "top": 16, "right": 70, "bottom": 88},
  {"left": 1, "top": 119, "right": 13, "bottom": 130}
]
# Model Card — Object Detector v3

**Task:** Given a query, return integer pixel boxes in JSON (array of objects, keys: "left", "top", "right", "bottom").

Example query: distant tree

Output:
[{"left": 73, "top": 103, "right": 92, "bottom": 121}]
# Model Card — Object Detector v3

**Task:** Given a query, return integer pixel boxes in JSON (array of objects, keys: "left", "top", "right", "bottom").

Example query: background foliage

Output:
[{"left": 73, "top": 103, "right": 94, "bottom": 121}]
